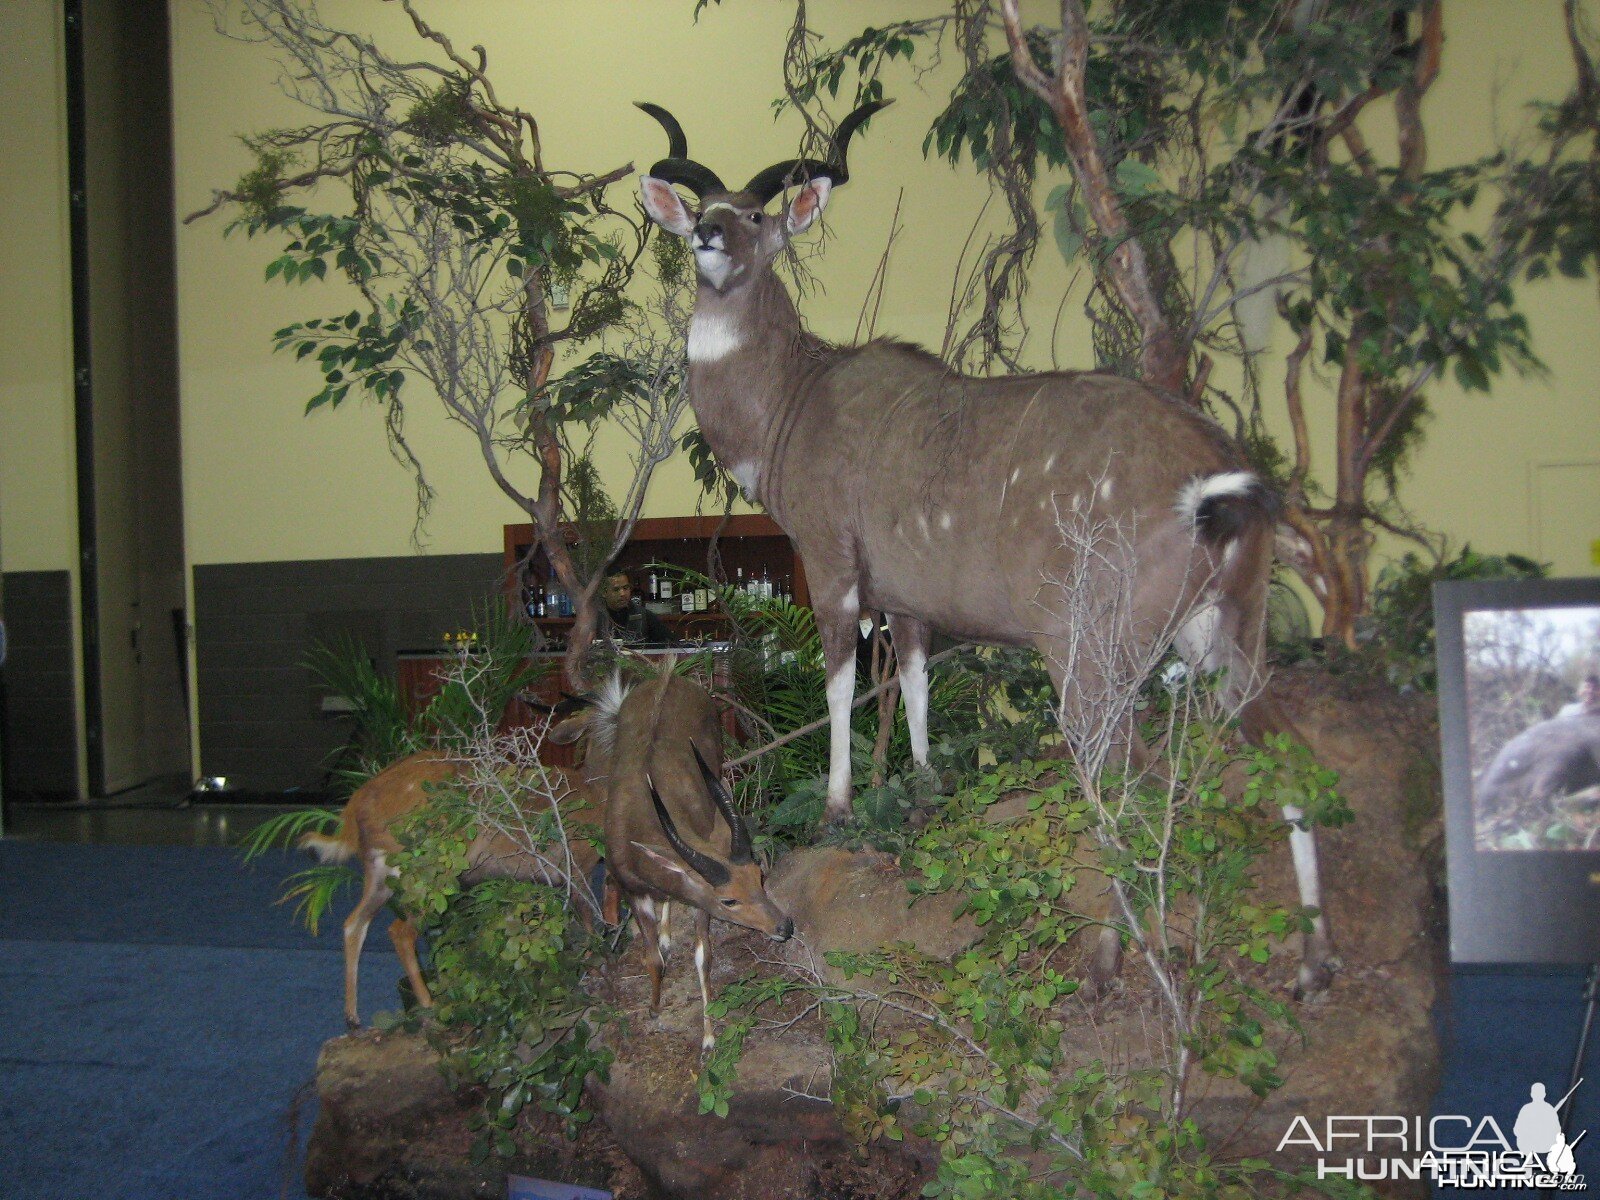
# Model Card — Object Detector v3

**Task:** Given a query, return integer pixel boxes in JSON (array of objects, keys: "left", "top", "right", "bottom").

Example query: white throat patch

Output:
[{"left": 688, "top": 313, "right": 743, "bottom": 364}]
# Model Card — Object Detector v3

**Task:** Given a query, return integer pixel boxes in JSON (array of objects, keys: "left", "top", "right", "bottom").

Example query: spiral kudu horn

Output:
[
  {"left": 635, "top": 101, "right": 727, "bottom": 199},
  {"left": 692, "top": 743, "right": 753, "bottom": 865},
  {"left": 742, "top": 98, "right": 893, "bottom": 204},
  {"left": 647, "top": 773, "right": 731, "bottom": 886}
]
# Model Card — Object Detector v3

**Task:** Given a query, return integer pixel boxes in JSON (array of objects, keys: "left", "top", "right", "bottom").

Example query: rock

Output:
[
  {"left": 304, "top": 1029, "right": 644, "bottom": 1200},
  {"left": 585, "top": 875, "right": 934, "bottom": 1200},
  {"left": 765, "top": 845, "right": 981, "bottom": 977},
  {"left": 305, "top": 667, "right": 1445, "bottom": 1200}
]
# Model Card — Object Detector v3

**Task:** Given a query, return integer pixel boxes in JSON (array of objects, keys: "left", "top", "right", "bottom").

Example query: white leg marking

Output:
[
  {"left": 1283, "top": 805, "right": 1327, "bottom": 942},
  {"left": 658, "top": 899, "right": 672, "bottom": 959},
  {"left": 827, "top": 666, "right": 856, "bottom": 815},
  {"left": 1174, "top": 603, "right": 1223, "bottom": 672},
  {"left": 695, "top": 937, "right": 715, "bottom": 1050},
  {"left": 939, "top": 511, "right": 952, "bottom": 531},
  {"left": 900, "top": 645, "right": 930, "bottom": 766}
]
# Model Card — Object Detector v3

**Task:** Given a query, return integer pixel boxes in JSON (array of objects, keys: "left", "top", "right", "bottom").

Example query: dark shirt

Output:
[{"left": 605, "top": 601, "right": 673, "bottom": 646}]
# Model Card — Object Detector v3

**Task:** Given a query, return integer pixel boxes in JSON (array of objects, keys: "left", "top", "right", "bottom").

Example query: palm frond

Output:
[
  {"left": 239, "top": 806, "right": 342, "bottom": 860},
  {"left": 277, "top": 863, "right": 359, "bottom": 936}
]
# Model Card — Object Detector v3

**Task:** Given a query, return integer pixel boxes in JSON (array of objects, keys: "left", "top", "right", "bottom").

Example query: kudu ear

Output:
[
  {"left": 640, "top": 176, "right": 697, "bottom": 238},
  {"left": 784, "top": 178, "right": 832, "bottom": 237}
]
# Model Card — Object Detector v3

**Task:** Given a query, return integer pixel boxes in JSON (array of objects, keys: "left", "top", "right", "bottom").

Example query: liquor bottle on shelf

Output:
[
  {"left": 680, "top": 588, "right": 694, "bottom": 614},
  {"left": 760, "top": 566, "right": 773, "bottom": 598},
  {"left": 694, "top": 586, "right": 709, "bottom": 612},
  {"left": 660, "top": 576, "right": 674, "bottom": 602},
  {"left": 781, "top": 573, "right": 793, "bottom": 603},
  {"left": 735, "top": 567, "right": 745, "bottom": 594},
  {"left": 648, "top": 571, "right": 659, "bottom": 601}
]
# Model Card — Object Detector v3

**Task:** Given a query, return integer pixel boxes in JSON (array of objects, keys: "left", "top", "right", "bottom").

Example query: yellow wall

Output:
[
  {"left": 0, "top": 0, "right": 77, "bottom": 574},
  {"left": 147, "top": 1, "right": 1600, "bottom": 578}
]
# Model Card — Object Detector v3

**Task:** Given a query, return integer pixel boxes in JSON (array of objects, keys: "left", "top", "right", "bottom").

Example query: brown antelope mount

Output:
[
  {"left": 637, "top": 102, "right": 1335, "bottom": 995},
  {"left": 601, "top": 669, "right": 794, "bottom": 1050},
  {"left": 301, "top": 731, "right": 607, "bottom": 1029}
]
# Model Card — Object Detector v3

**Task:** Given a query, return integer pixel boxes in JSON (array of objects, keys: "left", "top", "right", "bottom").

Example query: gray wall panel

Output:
[
  {"left": 1, "top": 570, "right": 78, "bottom": 798},
  {"left": 192, "top": 554, "right": 502, "bottom": 793}
]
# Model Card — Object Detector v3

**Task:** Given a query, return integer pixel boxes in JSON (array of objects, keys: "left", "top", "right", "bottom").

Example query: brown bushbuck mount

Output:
[
  {"left": 301, "top": 742, "right": 607, "bottom": 1030},
  {"left": 637, "top": 101, "right": 1336, "bottom": 995},
  {"left": 304, "top": 672, "right": 792, "bottom": 1043},
  {"left": 600, "top": 670, "right": 794, "bottom": 1049}
]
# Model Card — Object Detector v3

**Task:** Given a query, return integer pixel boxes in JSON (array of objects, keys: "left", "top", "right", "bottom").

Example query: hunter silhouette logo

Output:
[
  {"left": 1278, "top": 1078, "right": 1588, "bottom": 1188},
  {"left": 1517, "top": 1082, "right": 1583, "bottom": 1178}
]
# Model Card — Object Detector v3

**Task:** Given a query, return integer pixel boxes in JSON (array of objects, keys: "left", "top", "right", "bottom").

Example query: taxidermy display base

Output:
[{"left": 305, "top": 667, "right": 1443, "bottom": 1200}]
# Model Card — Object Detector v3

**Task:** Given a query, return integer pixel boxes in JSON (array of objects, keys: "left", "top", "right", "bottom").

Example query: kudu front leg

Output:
[{"left": 818, "top": 587, "right": 863, "bottom": 826}]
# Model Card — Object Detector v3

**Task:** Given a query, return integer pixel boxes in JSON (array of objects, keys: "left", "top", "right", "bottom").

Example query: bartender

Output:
[{"left": 602, "top": 571, "right": 673, "bottom": 646}]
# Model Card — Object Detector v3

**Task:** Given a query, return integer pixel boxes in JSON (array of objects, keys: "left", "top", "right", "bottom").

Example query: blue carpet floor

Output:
[
  {"left": 1, "top": 840, "right": 1597, "bottom": 1198},
  {"left": 0, "top": 842, "right": 391, "bottom": 1200}
]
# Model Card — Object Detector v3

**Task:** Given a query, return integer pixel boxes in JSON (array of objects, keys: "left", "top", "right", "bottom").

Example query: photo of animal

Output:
[{"left": 1464, "top": 605, "right": 1600, "bottom": 851}]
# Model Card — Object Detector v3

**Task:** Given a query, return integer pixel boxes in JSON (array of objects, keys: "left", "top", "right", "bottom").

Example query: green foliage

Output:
[
  {"left": 561, "top": 452, "right": 621, "bottom": 585},
  {"left": 243, "top": 596, "right": 548, "bottom": 940},
  {"left": 391, "top": 778, "right": 614, "bottom": 1149},
  {"left": 402, "top": 76, "right": 476, "bottom": 145},
  {"left": 703, "top": 698, "right": 1360, "bottom": 1196},
  {"left": 234, "top": 143, "right": 298, "bottom": 225},
  {"left": 1361, "top": 547, "right": 1547, "bottom": 691},
  {"left": 238, "top": 807, "right": 354, "bottom": 935}
]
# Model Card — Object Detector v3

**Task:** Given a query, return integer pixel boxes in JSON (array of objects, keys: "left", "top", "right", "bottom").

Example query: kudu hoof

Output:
[{"left": 1292, "top": 956, "right": 1340, "bottom": 1002}]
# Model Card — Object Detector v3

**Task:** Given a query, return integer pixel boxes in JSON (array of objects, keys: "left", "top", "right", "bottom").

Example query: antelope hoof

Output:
[
  {"left": 701, "top": 1031, "right": 717, "bottom": 1055},
  {"left": 345, "top": 1016, "right": 361, "bottom": 1032},
  {"left": 1293, "top": 946, "right": 1340, "bottom": 1002},
  {"left": 822, "top": 807, "right": 854, "bottom": 831}
]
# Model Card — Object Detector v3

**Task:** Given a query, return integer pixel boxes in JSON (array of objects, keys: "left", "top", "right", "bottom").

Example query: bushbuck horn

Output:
[
  {"left": 634, "top": 102, "right": 727, "bottom": 198},
  {"left": 742, "top": 98, "right": 892, "bottom": 202},
  {"left": 692, "top": 743, "right": 752, "bottom": 864},
  {"left": 647, "top": 773, "right": 730, "bottom": 886}
]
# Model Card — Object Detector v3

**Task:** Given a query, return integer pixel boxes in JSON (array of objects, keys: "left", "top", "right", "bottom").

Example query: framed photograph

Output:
[{"left": 1436, "top": 576, "right": 1600, "bottom": 963}]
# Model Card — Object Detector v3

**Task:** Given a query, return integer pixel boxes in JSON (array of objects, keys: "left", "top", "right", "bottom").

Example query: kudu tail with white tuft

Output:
[{"left": 637, "top": 100, "right": 1336, "bottom": 996}]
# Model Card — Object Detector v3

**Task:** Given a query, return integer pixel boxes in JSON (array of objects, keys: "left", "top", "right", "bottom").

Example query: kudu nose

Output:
[
  {"left": 776, "top": 916, "right": 795, "bottom": 942},
  {"left": 694, "top": 220, "right": 720, "bottom": 245}
]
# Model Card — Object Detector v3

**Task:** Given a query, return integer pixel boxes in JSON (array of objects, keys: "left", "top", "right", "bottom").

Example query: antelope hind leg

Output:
[
  {"left": 342, "top": 853, "right": 393, "bottom": 1029},
  {"left": 388, "top": 916, "right": 433, "bottom": 1010}
]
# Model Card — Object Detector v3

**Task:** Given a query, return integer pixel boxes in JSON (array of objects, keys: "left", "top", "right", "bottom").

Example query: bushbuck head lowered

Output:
[
  {"left": 600, "top": 669, "right": 791, "bottom": 1048},
  {"left": 637, "top": 101, "right": 1338, "bottom": 999}
]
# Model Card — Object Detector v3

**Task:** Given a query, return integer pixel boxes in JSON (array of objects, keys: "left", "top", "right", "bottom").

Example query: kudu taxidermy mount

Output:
[{"left": 636, "top": 100, "right": 1336, "bottom": 995}]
